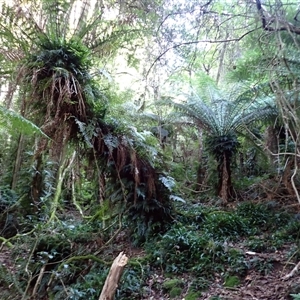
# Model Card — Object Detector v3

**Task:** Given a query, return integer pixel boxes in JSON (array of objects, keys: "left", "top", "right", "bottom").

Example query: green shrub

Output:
[
  {"left": 247, "top": 235, "right": 284, "bottom": 252},
  {"left": 185, "top": 291, "right": 202, "bottom": 300},
  {"left": 147, "top": 223, "right": 248, "bottom": 278},
  {"left": 278, "top": 220, "right": 300, "bottom": 240},
  {"left": 203, "top": 211, "right": 253, "bottom": 240},
  {"left": 224, "top": 248, "right": 248, "bottom": 276},
  {"left": 224, "top": 275, "right": 240, "bottom": 287},
  {"left": 0, "top": 186, "right": 18, "bottom": 211},
  {"left": 146, "top": 224, "right": 223, "bottom": 275},
  {"left": 169, "top": 287, "right": 183, "bottom": 298},
  {"left": 59, "top": 263, "right": 148, "bottom": 300},
  {"left": 189, "top": 277, "right": 210, "bottom": 291},
  {"left": 162, "top": 278, "right": 184, "bottom": 290},
  {"left": 247, "top": 256, "right": 274, "bottom": 275},
  {"left": 236, "top": 202, "right": 291, "bottom": 232},
  {"left": 53, "top": 265, "right": 109, "bottom": 300},
  {"left": 126, "top": 197, "right": 174, "bottom": 246},
  {"left": 176, "top": 204, "right": 207, "bottom": 229},
  {"left": 116, "top": 267, "right": 146, "bottom": 299},
  {"left": 163, "top": 277, "right": 184, "bottom": 298}
]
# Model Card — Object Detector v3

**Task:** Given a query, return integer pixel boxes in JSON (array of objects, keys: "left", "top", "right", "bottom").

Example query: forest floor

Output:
[
  {"left": 129, "top": 240, "right": 300, "bottom": 300},
  {"left": 1, "top": 239, "right": 300, "bottom": 300},
  {"left": 137, "top": 198, "right": 300, "bottom": 300},
  {"left": 179, "top": 246, "right": 299, "bottom": 300},
  {"left": 1, "top": 198, "right": 300, "bottom": 300}
]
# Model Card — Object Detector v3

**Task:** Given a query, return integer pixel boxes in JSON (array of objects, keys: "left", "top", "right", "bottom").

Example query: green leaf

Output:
[
  {"left": 159, "top": 175, "right": 175, "bottom": 191},
  {"left": 170, "top": 195, "right": 186, "bottom": 203},
  {"left": 0, "top": 106, "right": 47, "bottom": 137}
]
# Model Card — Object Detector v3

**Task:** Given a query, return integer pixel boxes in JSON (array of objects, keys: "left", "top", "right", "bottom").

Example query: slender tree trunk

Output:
[
  {"left": 31, "top": 154, "right": 44, "bottom": 207},
  {"left": 216, "top": 31, "right": 229, "bottom": 85},
  {"left": 196, "top": 129, "right": 205, "bottom": 191},
  {"left": 239, "top": 152, "right": 245, "bottom": 176},
  {"left": 4, "top": 81, "right": 16, "bottom": 109},
  {"left": 48, "top": 150, "right": 76, "bottom": 222},
  {"left": 11, "top": 134, "right": 24, "bottom": 190},
  {"left": 282, "top": 157, "right": 295, "bottom": 196},
  {"left": 265, "top": 125, "right": 279, "bottom": 167}
]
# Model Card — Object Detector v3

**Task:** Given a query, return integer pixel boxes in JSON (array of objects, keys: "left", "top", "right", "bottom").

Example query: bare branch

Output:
[
  {"left": 146, "top": 28, "right": 257, "bottom": 77},
  {"left": 255, "top": 0, "right": 300, "bottom": 34}
]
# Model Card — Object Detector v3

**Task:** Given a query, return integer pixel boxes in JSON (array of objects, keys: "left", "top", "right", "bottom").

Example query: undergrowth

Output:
[{"left": 0, "top": 200, "right": 298, "bottom": 299}]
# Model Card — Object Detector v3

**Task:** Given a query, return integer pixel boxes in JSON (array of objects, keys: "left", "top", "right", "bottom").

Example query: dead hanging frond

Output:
[
  {"left": 116, "top": 145, "right": 129, "bottom": 174},
  {"left": 25, "top": 67, "right": 88, "bottom": 159},
  {"left": 83, "top": 119, "right": 164, "bottom": 205},
  {"left": 21, "top": 36, "right": 100, "bottom": 160}
]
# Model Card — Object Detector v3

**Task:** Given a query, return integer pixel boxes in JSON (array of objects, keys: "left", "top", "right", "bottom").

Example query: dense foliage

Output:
[{"left": 0, "top": 0, "right": 300, "bottom": 299}]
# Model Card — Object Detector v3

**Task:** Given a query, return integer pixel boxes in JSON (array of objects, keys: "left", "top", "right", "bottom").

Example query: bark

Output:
[
  {"left": 31, "top": 154, "right": 44, "bottom": 206},
  {"left": 99, "top": 252, "right": 128, "bottom": 300},
  {"left": 4, "top": 81, "right": 16, "bottom": 109},
  {"left": 196, "top": 163, "right": 206, "bottom": 191},
  {"left": 265, "top": 125, "right": 279, "bottom": 166},
  {"left": 196, "top": 129, "right": 206, "bottom": 191},
  {"left": 282, "top": 158, "right": 295, "bottom": 196},
  {"left": 217, "top": 153, "right": 233, "bottom": 204},
  {"left": 48, "top": 150, "right": 76, "bottom": 223}
]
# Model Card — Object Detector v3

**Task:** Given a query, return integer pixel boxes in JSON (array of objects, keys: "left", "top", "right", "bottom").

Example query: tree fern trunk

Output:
[{"left": 218, "top": 153, "right": 233, "bottom": 204}]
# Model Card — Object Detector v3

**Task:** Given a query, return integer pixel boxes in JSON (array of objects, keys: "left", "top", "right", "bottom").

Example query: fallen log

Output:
[{"left": 282, "top": 261, "right": 300, "bottom": 280}]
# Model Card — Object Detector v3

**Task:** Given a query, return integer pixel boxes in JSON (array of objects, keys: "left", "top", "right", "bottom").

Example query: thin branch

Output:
[
  {"left": 282, "top": 261, "right": 300, "bottom": 280},
  {"left": 146, "top": 29, "right": 258, "bottom": 77},
  {"left": 255, "top": 0, "right": 300, "bottom": 34}
]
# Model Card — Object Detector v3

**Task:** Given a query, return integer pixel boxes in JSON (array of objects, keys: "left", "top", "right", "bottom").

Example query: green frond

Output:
[
  {"left": 167, "top": 81, "right": 279, "bottom": 140},
  {"left": 0, "top": 2, "right": 36, "bottom": 56},
  {"left": 234, "top": 105, "right": 278, "bottom": 132},
  {"left": 0, "top": 106, "right": 47, "bottom": 137},
  {"left": 171, "top": 97, "right": 219, "bottom": 134}
]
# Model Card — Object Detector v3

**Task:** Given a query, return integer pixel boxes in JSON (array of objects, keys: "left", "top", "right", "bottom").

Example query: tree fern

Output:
[{"left": 165, "top": 82, "right": 278, "bottom": 203}]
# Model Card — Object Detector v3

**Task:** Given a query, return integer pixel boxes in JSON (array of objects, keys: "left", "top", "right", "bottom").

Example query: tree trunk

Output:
[
  {"left": 195, "top": 129, "right": 206, "bottom": 191},
  {"left": 31, "top": 154, "right": 44, "bottom": 206},
  {"left": 282, "top": 157, "right": 295, "bottom": 196},
  {"left": 11, "top": 134, "right": 24, "bottom": 190},
  {"left": 99, "top": 252, "right": 128, "bottom": 300},
  {"left": 216, "top": 31, "right": 229, "bottom": 85},
  {"left": 217, "top": 153, "right": 233, "bottom": 204},
  {"left": 265, "top": 125, "right": 279, "bottom": 167},
  {"left": 196, "top": 163, "right": 206, "bottom": 191}
]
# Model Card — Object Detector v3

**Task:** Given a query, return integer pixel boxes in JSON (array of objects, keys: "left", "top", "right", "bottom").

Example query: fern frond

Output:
[
  {"left": 170, "top": 97, "right": 219, "bottom": 134},
  {"left": 163, "top": 80, "right": 279, "bottom": 138},
  {"left": 0, "top": 106, "right": 47, "bottom": 136}
]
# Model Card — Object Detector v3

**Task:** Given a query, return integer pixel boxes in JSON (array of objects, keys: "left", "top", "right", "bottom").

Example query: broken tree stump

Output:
[{"left": 98, "top": 251, "right": 128, "bottom": 300}]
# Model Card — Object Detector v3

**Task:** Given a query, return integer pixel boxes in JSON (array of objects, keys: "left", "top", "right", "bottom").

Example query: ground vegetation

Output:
[{"left": 0, "top": 0, "right": 300, "bottom": 299}]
